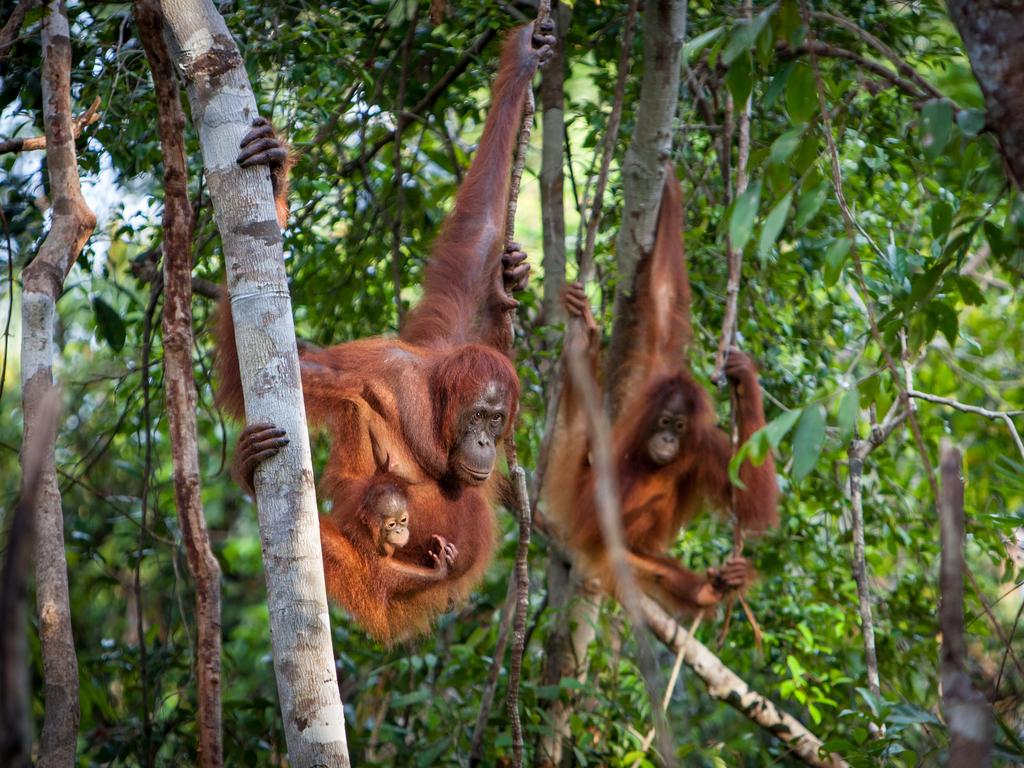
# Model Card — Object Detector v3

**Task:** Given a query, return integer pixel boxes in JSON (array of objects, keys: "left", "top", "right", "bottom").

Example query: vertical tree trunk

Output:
[
  {"left": 158, "top": 2, "right": 349, "bottom": 765},
  {"left": 938, "top": 441, "right": 993, "bottom": 766},
  {"left": 947, "top": 1, "right": 1024, "bottom": 188},
  {"left": 20, "top": 3, "right": 95, "bottom": 766},
  {"left": 605, "top": 0, "right": 686, "bottom": 405},
  {"left": 134, "top": 1, "right": 223, "bottom": 764},
  {"left": 539, "top": 0, "right": 570, "bottom": 331}
]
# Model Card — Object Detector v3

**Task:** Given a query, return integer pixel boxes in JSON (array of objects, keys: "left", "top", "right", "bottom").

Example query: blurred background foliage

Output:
[{"left": 1, "top": 0, "right": 1022, "bottom": 765}]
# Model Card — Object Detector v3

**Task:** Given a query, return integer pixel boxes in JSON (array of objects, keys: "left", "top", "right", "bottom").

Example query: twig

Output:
[
  {"left": 339, "top": 28, "right": 497, "bottom": 177},
  {"left": 468, "top": 580, "right": 517, "bottom": 767},
  {"left": 0, "top": 96, "right": 100, "bottom": 155},
  {"left": 390, "top": 6, "right": 420, "bottom": 325},
  {"left": 502, "top": 6, "right": 550, "bottom": 765},
  {"left": 576, "top": 0, "right": 638, "bottom": 283},
  {"left": 0, "top": 0, "right": 37, "bottom": 66},
  {"left": 803, "top": 2, "right": 940, "bottom": 501},
  {"left": 643, "top": 597, "right": 848, "bottom": 768},
  {"left": 906, "top": 389, "right": 1024, "bottom": 461},
  {"left": 0, "top": 208, "right": 13, "bottom": 404},
  {"left": 777, "top": 41, "right": 927, "bottom": 101},
  {"left": 809, "top": 10, "right": 944, "bottom": 101},
  {"left": 847, "top": 400, "right": 908, "bottom": 711},
  {"left": 938, "top": 441, "right": 994, "bottom": 765},
  {"left": 564, "top": 338, "right": 676, "bottom": 766}
]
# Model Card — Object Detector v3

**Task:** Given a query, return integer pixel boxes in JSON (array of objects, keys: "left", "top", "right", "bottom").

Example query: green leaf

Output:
[
  {"left": 769, "top": 127, "right": 804, "bottom": 165},
  {"left": 956, "top": 277, "right": 986, "bottom": 306},
  {"left": 758, "top": 190, "right": 792, "bottom": 259},
  {"left": 956, "top": 108, "right": 985, "bottom": 137},
  {"left": 92, "top": 297, "right": 126, "bottom": 351},
  {"left": 920, "top": 99, "right": 953, "bottom": 160},
  {"left": 930, "top": 201, "right": 953, "bottom": 241},
  {"left": 764, "top": 62, "right": 792, "bottom": 109},
  {"left": 764, "top": 408, "right": 802, "bottom": 447},
  {"left": 823, "top": 237, "right": 851, "bottom": 287},
  {"left": 795, "top": 179, "right": 828, "bottom": 228},
  {"left": 721, "top": 4, "right": 776, "bottom": 65},
  {"left": 729, "top": 181, "right": 762, "bottom": 251},
  {"left": 928, "top": 301, "right": 959, "bottom": 348},
  {"left": 837, "top": 386, "right": 859, "bottom": 442},
  {"left": 726, "top": 52, "right": 753, "bottom": 108},
  {"left": 684, "top": 27, "right": 724, "bottom": 61},
  {"left": 792, "top": 405, "right": 826, "bottom": 482},
  {"left": 785, "top": 62, "right": 817, "bottom": 124}
]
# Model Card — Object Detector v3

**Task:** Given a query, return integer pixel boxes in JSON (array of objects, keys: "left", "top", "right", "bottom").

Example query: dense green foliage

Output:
[{"left": 2, "top": 0, "right": 1022, "bottom": 765}]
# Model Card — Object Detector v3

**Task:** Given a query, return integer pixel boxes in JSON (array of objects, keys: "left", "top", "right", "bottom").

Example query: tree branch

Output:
[{"left": 0, "top": 96, "right": 100, "bottom": 155}]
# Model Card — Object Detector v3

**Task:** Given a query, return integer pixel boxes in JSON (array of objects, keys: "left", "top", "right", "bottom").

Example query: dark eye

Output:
[
  {"left": 386, "top": 520, "right": 397, "bottom": 529},
  {"left": 675, "top": 420, "right": 685, "bottom": 431},
  {"left": 475, "top": 410, "right": 486, "bottom": 421},
  {"left": 491, "top": 413, "right": 503, "bottom": 425},
  {"left": 658, "top": 416, "right": 670, "bottom": 428},
  {"left": 399, "top": 515, "right": 408, "bottom": 525}
]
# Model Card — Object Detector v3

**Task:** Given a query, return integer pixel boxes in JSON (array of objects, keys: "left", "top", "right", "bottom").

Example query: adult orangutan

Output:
[
  {"left": 544, "top": 166, "right": 779, "bottom": 616},
  {"left": 219, "top": 20, "right": 556, "bottom": 642}
]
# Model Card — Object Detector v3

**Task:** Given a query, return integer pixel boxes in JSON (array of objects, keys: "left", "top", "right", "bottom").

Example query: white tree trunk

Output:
[
  {"left": 21, "top": 3, "right": 96, "bottom": 765},
  {"left": 158, "top": 2, "right": 349, "bottom": 764}
]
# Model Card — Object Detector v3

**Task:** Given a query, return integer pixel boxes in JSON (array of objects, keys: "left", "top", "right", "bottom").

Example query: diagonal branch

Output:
[{"left": 0, "top": 96, "right": 100, "bottom": 155}]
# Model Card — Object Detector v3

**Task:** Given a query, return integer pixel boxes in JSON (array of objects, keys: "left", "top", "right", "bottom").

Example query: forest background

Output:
[{"left": 1, "top": 0, "right": 1023, "bottom": 765}]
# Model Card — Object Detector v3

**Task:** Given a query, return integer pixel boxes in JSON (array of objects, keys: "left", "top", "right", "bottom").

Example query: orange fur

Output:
[
  {"left": 545, "top": 165, "right": 779, "bottom": 616},
  {"left": 217, "top": 24, "right": 543, "bottom": 643}
]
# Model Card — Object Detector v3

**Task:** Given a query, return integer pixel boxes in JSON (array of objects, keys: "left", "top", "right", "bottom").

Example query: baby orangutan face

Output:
[
  {"left": 363, "top": 484, "right": 410, "bottom": 556},
  {"left": 647, "top": 389, "right": 687, "bottom": 466}
]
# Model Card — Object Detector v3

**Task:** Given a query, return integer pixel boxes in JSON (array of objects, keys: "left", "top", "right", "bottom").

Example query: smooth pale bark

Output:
[
  {"left": 938, "top": 442, "right": 993, "bottom": 766},
  {"left": 134, "top": 1, "right": 223, "bottom": 764},
  {"left": 643, "top": 598, "right": 847, "bottom": 768},
  {"left": 947, "top": 1, "right": 1024, "bottom": 188},
  {"left": 158, "top": 2, "right": 349, "bottom": 765},
  {"left": 605, "top": 0, "right": 686, "bottom": 406},
  {"left": 21, "top": 3, "right": 96, "bottom": 765}
]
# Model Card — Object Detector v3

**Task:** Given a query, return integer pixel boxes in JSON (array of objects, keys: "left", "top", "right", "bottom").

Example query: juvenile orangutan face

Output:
[
  {"left": 366, "top": 485, "right": 410, "bottom": 553},
  {"left": 646, "top": 389, "right": 687, "bottom": 466},
  {"left": 453, "top": 382, "right": 509, "bottom": 485}
]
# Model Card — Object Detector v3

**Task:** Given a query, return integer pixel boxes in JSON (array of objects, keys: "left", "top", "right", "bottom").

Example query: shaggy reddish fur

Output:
[
  {"left": 217, "top": 24, "right": 540, "bottom": 643},
  {"left": 545, "top": 167, "right": 779, "bottom": 616}
]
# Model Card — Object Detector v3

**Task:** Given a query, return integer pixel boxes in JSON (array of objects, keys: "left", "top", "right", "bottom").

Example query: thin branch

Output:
[
  {"left": 576, "top": 0, "right": 638, "bottom": 283},
  {"left": 907, "top": 389, "right": 1024, "bottom": 460},
  {"left": 643, "top": 598, "right": 848, "bottom": 768},
  {"left": 0, "top": 96, "right": 100, "bottom": 155},
  {"left": 0, "top": 0, "right": 37, "bottom": 65},
  {"left": 339, "top": 27, "right": 496, "bottom": 177},
  {"left": 777, "top": 41, "right": 927, "bottom": 101},
  {"left": 468, "top": 578, "right": 516, "bottom": 767},
  {"left": 810, "top": 10, "right": 945, "bottom": 101}
]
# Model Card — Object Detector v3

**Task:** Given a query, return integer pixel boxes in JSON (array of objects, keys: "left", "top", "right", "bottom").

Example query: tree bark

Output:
[
  {"left": 1, "top": 392, "right": 60, "bottom": 768},
  {"left": 158, "top": 2, "right": 350, "bottom": 765},
  {"left": 947, "top": 1, "right": 1024, "bottom": 187},
  {"left": 643, "top": 598, "right": 847, "bottom": 768},
  {"left": 134, "top": 1, "right": 223, "bottom": 765},
  {"left": 605, "top": 0, "right": 686, "bottom": 405},
  {"left": 539, "top": 0, "right": 570, "bottom": 331},
  {"left": 938, "top": 441, "right": 993, "bottom": 767},
  {"left": 21, "top": 3, "right": 96, "bottom": 766}
]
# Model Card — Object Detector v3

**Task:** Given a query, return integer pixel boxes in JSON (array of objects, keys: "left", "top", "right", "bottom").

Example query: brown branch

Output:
[
  {"left": 810, "top": 10, "right": 944, "bottom": 101},
  {"left": 0, "top": 96, "right": 100, "bottom": 155},
  {"left": 468, "top": 579, "right": 517, "bottom": 767},
  {"left": 938, "top": 441, "right": 994, "bottom": 764},
  {"left": 502, "top": 7, "right": 550, "bottom": 765},
  {"left": 778, "top": 41, "right": 927, "bottom": 101},
  {"left": 339, "top": 27, "right": 496, "bottom": 177},
  {"left": 134, "top": 1, "right": 223, "bottom": 764},
  {"left": 576, "top": 0, "right": 638, "bottom": 283},
  {"left": 0, "top": 0, "right": 37, "bottom": 65}
]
